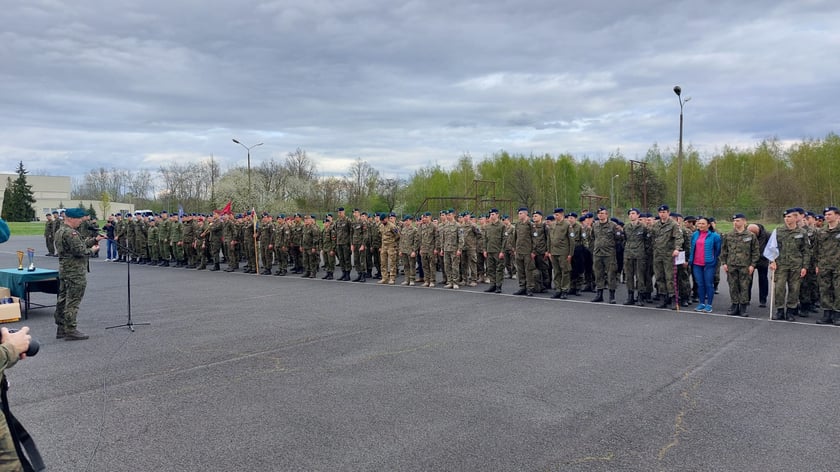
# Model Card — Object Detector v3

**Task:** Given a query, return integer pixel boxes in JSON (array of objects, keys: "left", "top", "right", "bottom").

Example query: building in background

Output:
[{"left": 0, "top": 174, "right": 135, "bottom": 219}]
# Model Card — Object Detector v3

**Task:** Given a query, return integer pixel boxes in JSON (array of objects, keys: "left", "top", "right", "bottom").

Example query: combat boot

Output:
[
  {"left": 623, "top": 291, "right": 636, "bottom": 305},
  {"left": 726, "top": 304, "right": 740, "bottom": 316},
  {"left": 513, "top": 288, "right": 527, "bottom": 296},
  {"left": 798, "top": 303, "right": 810, "bottom": 318},
  {"left": 739, "top": 304, "right": 749, "bottom": 317},
  {"left": 322, "top": 272, "right": 330, "bottom": 279},
  {"left": 657, "top": 296, "right": 670, "bottom": 309},
  {"left": 590, "top": 290, "right": 604, "bottom": 303},
  {"left": 64, "top": 329, "right": 89, "bottom": 341},
  {"left": 772, "top": 308, "right": 785, "bottom": 320},
  {"left": 56, "top": 325, "right": 66, "bottom": 339},
  {"left": 210, "top": 263, "right": 220, "bottom": 271},
  {"left": 816, "top": 310, "right": 834, "bottom": 325},
  {"left": 326, "top": 272, "right": 334, "bottom": 280},
  {"left": 378, "top": 277, "right": 389, "bottom": 285},
  {"left": 609, "top": 290, "right": 616, "bottom": 304},
  {"left": 359, "top": 273, "right": 366, "bottom": 283},
  {"left": 551, "top": 291, "right": 563, "bottom": 299},
  {"left": 785, "top": 307, "right": 797, "bottom": 321}
]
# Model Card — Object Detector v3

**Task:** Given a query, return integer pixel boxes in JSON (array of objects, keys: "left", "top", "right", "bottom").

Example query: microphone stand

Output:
[{"left": 106, "top": 240, "right": 150, "bottom": 332}]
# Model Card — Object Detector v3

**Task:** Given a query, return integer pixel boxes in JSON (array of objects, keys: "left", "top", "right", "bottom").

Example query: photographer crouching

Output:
[{"left": 0, "top": 327, "right": 42, "bottom": 471}]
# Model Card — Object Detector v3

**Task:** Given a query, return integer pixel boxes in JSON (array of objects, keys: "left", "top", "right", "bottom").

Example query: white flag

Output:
[{"left": 763, "top": 229, "right": 779, "bottom": 262}]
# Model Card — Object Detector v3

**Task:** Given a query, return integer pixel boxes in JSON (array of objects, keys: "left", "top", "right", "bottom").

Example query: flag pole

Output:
[
  {"left": 253, "top": 208, "right": 260, "bottom": 275},
  {"left": 769, "top": 268, "right": 775, "bottom": 319}
]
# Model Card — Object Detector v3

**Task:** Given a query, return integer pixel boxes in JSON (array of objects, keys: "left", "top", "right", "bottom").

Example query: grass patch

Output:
[{"left": 6, "top": 222, "right": 48, "bottom": 237}]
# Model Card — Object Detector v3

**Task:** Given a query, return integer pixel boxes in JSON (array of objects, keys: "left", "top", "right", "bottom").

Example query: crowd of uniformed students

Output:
[{"left": 43, "top": 204, "right": 840, "bottom": 325}]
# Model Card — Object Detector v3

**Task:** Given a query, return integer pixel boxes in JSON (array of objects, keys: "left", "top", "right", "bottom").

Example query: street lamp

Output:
[
  {"left": 673, "top": 86, "right": 690, "bottom": 214},
  {"left": 610, "top": 174, "right": 619, "bottom": 216},
  {"left": 232, "top": 139, "right": 263, "bottom": 205}
]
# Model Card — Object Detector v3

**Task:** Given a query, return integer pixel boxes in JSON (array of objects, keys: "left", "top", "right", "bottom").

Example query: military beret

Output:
[
  {"left": 684, "top": 215, "right": 697, "bottom": 222},
  {"left": 449, "top": 208, "right": 455, "bottom": 213},
  {"left": 628, "top": 208, "right": 640, "bottom": 215},
  {"left": 708, "top": 217, "right": 716, "bottom": 223},
  {"left": 568, "top": 212, "right": 578, "bottom": 218},
  {"left": 598, "top": 207, "right": 607, "bottom": 212},
  {"left": 584, "top": 212, "right": 594, "bottom": 219},
  {"left": 310, "top": 214, "right": 317, "bottom": 218},
  {"left": 578, "top": 215, "right": 586, "bottom": 222},
  {"left": 732, "top": 213, "right": 746, "bottom": 220},
  {"left": 65, "top": 208, "right": 86, "bottom": 218},
  {"left": 546, "top": 215, "right": 555, "bottom": 221},
  {"left": 502, "top": 214, "right": 510, "bottom": 219},
  {"left": 404, "top": 215, "right": 413, "bottom": 220},
  {"left": 0, "top": 219, "right": 9, "bottom": 244},
  {"left": 389, "top": 212, "right": 396, "bottom": 217},
  {"left": 824, "top": 206, "right": 839, "bottom": 214},
  {"left": 161, "top": 210, "right": 168, "bottom": 214},
  {"left": 533, "top": 210, "right": 543, "bottom": 216},
  {"left": 51, "top": 210, "right": 59, "bottom": 215},
  {"left": 489, "top": 208, "right": 499, "bottom": 214},
  {"left": 671, "top": 213, "right": 682, "bottom": 218},
  {"left": 816, "top": 214, "right": 825, "bottom": 221},
  {"left": 149, "top": 217, "right": 155, "bottom": 222},
  {"left": 784, "top": 208, "right": 798, "bottom": 216},
  {"left": 361, "top": 211, "right": 368, "bottom": 216},
  {"left": 794, "top": 207, "right": 805, "bottom": 214},
  {"left": 553, "top": 208, "right": 564, "bottom": 214},
  {"left": 424, "top": 211, "right": 432, "bottom": 217},
  {"left": 517, "top": 207, "right": 528, "bottom": 213},
  {"left": 326, "top": 212, "right": 333, "bottom": 217},
  {"left": 235, "top": 213, "right": 242, "bottom": 218},
  {"left": 380, "top": 214, "right": 387, "bottom": 221},
  {"left": 658, "top": 204, "right": 669, "bottom": 211},
  {"left": 610, "top": 217, "right": 620, "bottom": 224},
  {"left": 338, "top": 207, "right": 345, "bottom": 211},
  {"left": 294, "top": 213, "right": 302, "bottom": 217}
]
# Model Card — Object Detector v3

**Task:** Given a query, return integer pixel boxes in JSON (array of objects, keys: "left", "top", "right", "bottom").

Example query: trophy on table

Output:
[
  {"left": 26, "top": 248, "right": 36, "bottom": 271},
  {"left": 16, "top": 251, "right": 24, "bottom": 271}
]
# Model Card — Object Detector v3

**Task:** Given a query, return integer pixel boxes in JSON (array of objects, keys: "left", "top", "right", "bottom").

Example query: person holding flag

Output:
[{"left": 768, "top": 208, "right": 811, "bottom": 321}]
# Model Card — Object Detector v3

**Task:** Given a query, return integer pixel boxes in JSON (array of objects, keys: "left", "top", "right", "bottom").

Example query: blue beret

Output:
[
  {"left": 784, "top": 208, "right": 798, "bottom": 216},
  {"left": 628, "top": 208, "right": 640, "bottom": 214},
  {"left": 598, "top": 207, "right": 607, "bottom": 212},
  {"left": 658, "top": 204, "right": 669, "bottom": 211},
  {"left": 65, "top": 208, "right": 86, "bottom": 218},
  {"left": 824, "top": 206, "right": 839, "bottom": 214},
  {"left": 338, "top": 207, "right": 345, "bottom": 211},
  {"left": 310, "top": 214, "right": 317, "bottom": 218},
  {"left": 51, "top": 210, "right": 59, "bottom": 215},
  {"left": 794, "top": 207, "right": 805, "bottom": 214},
  {"left": 684, "top": 215, "right": 697, "bottom": 222},
  {"left": 489, "top": 208, "right": 499, "bottom": 214},
  {"left": 546, "top": 215, "right": 555, "bottom": 221},
  {"left": 584, "top": 212, "right": 594, "bottom": 219},
  {"left": 502, "top": 214, "right": 510, "bottom": 219},
  {"left": 389, "top": 212, "right": 396, "bottom": 217},
  {"left": 533, "top": 210, "right": 543, "bottom": 216},
  {"left": 380, "top": 214, "right": 387, "bottom": 221},
  {"left": 553, "top": 208, "right": 564, "bottom": 214},
  {"left": 517, "top": 207, "right": 528, "bottom": 213},
  {"left": 0, "top": 219, "right": 9, "bottom": 244},
  {"left": 568, "top": 212, "right": 578, "bottom": 217},
  {"left": 424, "top": 212, "right": 432, "bottom": 217},
  {"left": 708, "top": 217, "right": 716, "bottom": 223},
  {"left": 732, "top": 213, "right": 746, "bottom": 220}
]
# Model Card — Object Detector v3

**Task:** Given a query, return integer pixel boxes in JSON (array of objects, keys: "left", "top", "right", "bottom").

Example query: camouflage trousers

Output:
[
  {"left": 54, "top": 276, "right": 87, "bottom": 330},
  {"left": 442, "top": 250, "right": 461, "bottom": 285},
  {"left": 352, "top": 247, "right": 367, "bottom": 274},
  {"left": 653, "top": 254, "right": 676, "bottom": 297},
  {"left": 0, "top": 412, "right": 21, "bottom": 472},
  {"left": 726, "top": 265, "right": 752, "bottom": 304},
  {"left": 624, "top": 257, "right": 646, "bottom": 292},
  {"left": 322, "top": 249, "right": 335, "bottom": 273},
  {"left": 486, "top": 253, "right": 505, "bottom": 287},
  {"left": 773, "top": 267, "right": 802, "bottom": 309},
  {"left": 421, "top": 251, "right": 436, "bottom": 284},
  {"left": 336, "top": 244, "right": 351, "bottom": 272},
  {"left": 551, "top": 254, "right": 572, "bottom": 292},
  {"left": 593, "top": 254, "right": 617, "bottom": 290},
  {"left": 380, "top": 246, "right": 397, "bottom": 281},
  {"left": 460, "top": 248, "right": 478, "bottom": 283},
  {"left": 514, "top": 253, "right": 537, "bottom": 291},
  {"left": 303, "top": 248, "right": 319, "bottom": 275},
  {"left": 818, "top": 267, "right": 840, "bottom": 311},
  {"left": 401, "top": 253, "right": 417, "bottom": 282}
]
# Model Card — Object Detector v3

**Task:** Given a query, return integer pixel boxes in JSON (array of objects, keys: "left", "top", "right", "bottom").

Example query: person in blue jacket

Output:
[{"left": 688, "top": 217, "right": 722, "bottom": 312}]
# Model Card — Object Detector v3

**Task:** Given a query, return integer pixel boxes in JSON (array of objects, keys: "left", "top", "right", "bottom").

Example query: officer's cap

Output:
[
  {"left": 732, "top": 213, "right": 746, "bottom": 220},
  {"left": 658, "top": 204, "right": 669, "bottom": 211},
  {"left": 553, "top": 208, "right": 564, "bottom": 214},
  {"left": 824, "top": 206, "right": 840, "bottom": 214}
]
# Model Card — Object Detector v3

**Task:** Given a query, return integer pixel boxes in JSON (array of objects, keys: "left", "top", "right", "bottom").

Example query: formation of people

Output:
[{"left": 43, "top": 204, "right": 840, "bottom": 326}]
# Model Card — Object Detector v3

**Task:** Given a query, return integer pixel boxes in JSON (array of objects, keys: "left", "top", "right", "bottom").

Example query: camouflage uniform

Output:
[
  {"left": 652, "top": 217, "right": 684, "bottom": 306},
  {"left": 547, "top": 218, "right": 574, "bottom": 297},
  {"left": 483, "top": 218, "right": 507, "bottom": 292},
  {"left": 379, "top": 219, "right": 399, "bottom": 284},
  {"left": 772, "top": 225, "right": 810, "bottom": 319},
  {"left": 54, "top": 224, "right": 97, "bottom": 337},
  {"left": 590, "top": 218, "right": 621, "bottom": 301},
  {"left": 44, "top": 216, "right": 56, "bottom": 256},
  {"left": 531, "top": 219, "right": 550, "bottom": 292},
  {"left": 350, "top": 218, "right": 368, "bottom": 279},
  {"left": 813, "top": 222, "right": 840, "bottom": 324},
  {"left": 301, "top": 219, "right": 321, "bottom": 278},
  {"left": 512, "top": 218, "right": 537, "bottom": 294},
  {"left": 418, "top": 218, "right": 437, "bottom": 286},
  {"left": 623, "top": 220, "right": 649, "bottom": 305},
  {"left": 460, "top": 219, "right": 482, "bottom": 285},
  {"left": 321, "top": 222, "right": 337, "bottom": 278},
  {"left": 720, "top": 228, "right": 759, "bottom": 312},
  {"left": 147, "top": 221, "right": 160, "bottom": 264},
  {"left": 258, "top": 217, "right": 275, "bottom": 274},
  {"left": 334, "top": 215, "right": 352, "bottom": 277},
  {"left": 367, "top": 218, "right": 382, "bottom": 278},
  {"left": 440, "top": 219, "right": 463, "bottom": 288},
  {"left": 273, "top": 219, "right": 290, "bottom": 275},
  {"left": 223, "top": 217, "right": 239, "bottom": 271}
]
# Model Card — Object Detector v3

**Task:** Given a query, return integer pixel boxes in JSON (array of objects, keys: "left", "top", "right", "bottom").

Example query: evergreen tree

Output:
[
  {"left": 87, "top": 203, "right": 98, "bottom": 220},
  {"left": 1, "top": 179, "right": 11, "bottom": 220},
  {"left": 6, "top": 162, "right": 36, "bottom": 222}
]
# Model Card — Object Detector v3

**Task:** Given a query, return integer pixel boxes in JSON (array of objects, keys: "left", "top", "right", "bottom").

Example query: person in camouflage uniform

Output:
[
  {"left": 367, "top": 213, "right": 382, "bottom": 279},
  {"left": 147, "top": 217, "right": 160, "bottom": 265},
  {"left": 0, "top": 327, "right": 34, "bottom": 470},
  {"left": 301, "top": 214, "right": 321, "bottom": 278},
  {"left": 349, "top": 210, "right": 367, "bottom": 282},
  {"left": 502, "top": 215, "right": 515, "bottom": 279},
  {"left": 398, "top": 215, "right": 418, "bottom": 285},
  {"left": 590, "top": 207, "right": 621, "bottom": 303},
  {"left": 720, "top": 213, "right": 759, "bottom": 316},
  {"left": 44, "top": 212, "right": 56, "bottom": 256},
  {"left": 258, "top": 212, "right": 274, "bottom": 275},
  {"left": 334, "top": 208, "right": 352, "bottom": 280},
  {"left": 207, "top": 212, "right": 224, "bottom": 271},
  {"left": 273, "top": 215, "right": 290, "bottom": 276},
  {"left": 242, "top": 213, "right": 257, "bottom": 274},
  {"left": 158, "top": 210, "right": 170, "bottom": 265},
  {"left": 439, "top": 210, "right": 463, "bottom": 289},
  {"left": 530, "top": 211, "right": 550, "bottom": 293},
  {"left": 53, "top": 208, "right": 103, "bottom": 340},
  {"left": 183, "top": 214, "right": 198, "bottom": 269},
  {"left": 770, "top": 208, "right": 811, "bottom": 321},
  {"left": 813, "top": 207, "right": 840, "bottom": 324},
  {"left": 483, "top": 209, "right": 507, "bottom": 294},
  {"left": 511, "top": 208, "right": 537, "bottom": 296},
  {"left": 460, "top": 213, "right": 483, "bottom": 287},
  {"left": 652, "top": 205, "right": 684, "bottom": 309},
  {"left": 623, "top": 209, "right": 648, "bottom": 306},
  {"left": 378, "top": 213, "right": 399, "bottom": 284},
  {"left": 222, "top": 213, "right": 239, "bottom": 272},
  {"left": 547, "top": 208, "right": 574, "bottom": 299},
  {"left": 418, "top": 212, "right": 437, "bottom": 287},
  {"left": 799, "top": 211, "right": 820, "bottom": 315},
  {"left": 321, "top": 218, "right": 337, "bottom": 279}
]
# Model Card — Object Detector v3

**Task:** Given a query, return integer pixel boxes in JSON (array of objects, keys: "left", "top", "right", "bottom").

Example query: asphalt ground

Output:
[{"left": 1, "top": 235, "right": 838, "bottom": 471}]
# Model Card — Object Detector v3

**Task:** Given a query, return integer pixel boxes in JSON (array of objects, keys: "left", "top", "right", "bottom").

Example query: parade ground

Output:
[{"left": 2, "top": 235, "right": 839, "bottom": 471}]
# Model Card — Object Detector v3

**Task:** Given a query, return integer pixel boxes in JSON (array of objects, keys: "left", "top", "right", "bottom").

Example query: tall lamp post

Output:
[
  {"left": 610, "top": 174, "right": 619, "bottom": 216},
  {"left": 673, "top": 86, "right": 690, "bottom": 214},
  {"left": 232, "top": 139, "right": 263, "bottom": 205}
]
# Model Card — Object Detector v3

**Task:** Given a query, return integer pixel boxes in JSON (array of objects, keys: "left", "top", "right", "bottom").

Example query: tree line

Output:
[{"left": 69, "top": 133, "right": 840, "bottom": 221}]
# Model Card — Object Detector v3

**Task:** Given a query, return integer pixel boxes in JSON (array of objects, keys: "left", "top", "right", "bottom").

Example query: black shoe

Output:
[
  {"left": 353, "top": 273, "right": 363, "bottom": 282},
  {"left": 56, "top": 326, "right": 65, "bottom": 339},
  {"left": 210, "top": 264, "right": 220, "bottom": 271},
  {"left": 816, "top": 310, "right": 834, "bottom": 325},
  {"left": 726, "top": 304, "right": 740, "bottom": 316},
  {"left": 551, "top": 291, "right": 563, "bottom": 299},
  {"left": 495, "top": 288, "right": 502, "bottom": 294},
  {"left": 623, "top": 292, "right": 636, "bottom": 305},
  {"left": 224, "top": 268, "right": 236, "bottom": 272},
  {"left": 772, "top": 309, "right": 785, "bottom": 320},
  {"left": 739, "top": 304, "right": 749, "bottom": 317},
  {"left": 484, "top": 285, "right": 497, "bottom": 293},
  {"left": 759, "top": 301, "right": 767, "bottom": 308},
  {"left": 526, "top": 291, "right": 534, "bottom": 297},
  {"left": 609, "top": 290, "right": 616, "bottom": 304},
  {"left": 326, "top": 272, "right": 334, "bottom": 280},
  {"left": 359, "top": 274, "right": 366, "bottom": 283},
  {"left": 657, "top": 296, "right": 671, "bottom": 309},
  {"left": 636, "top": 298, "right": 644, "bottom": 307},
  {"left": 798, "top": 305, "right": 810, "bottom": 318},
  {"left": 513, "top": 288, "right": 527, "bottom": 296},
  {"left": 591, "top": 290, "right": 604, "bottom": 303},
  {"left": 785, "top": 308, "right": 797, "bottom": 321}
]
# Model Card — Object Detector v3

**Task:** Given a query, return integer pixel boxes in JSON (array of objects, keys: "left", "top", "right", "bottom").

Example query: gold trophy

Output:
[
  {"left": 16, "top": 251, "right": 24, "bottom": 271},
  {"left": 26, "top": 248, "right": 35, "bottom": 271}
]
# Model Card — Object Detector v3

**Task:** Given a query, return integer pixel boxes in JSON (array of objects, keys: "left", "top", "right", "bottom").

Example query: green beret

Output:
[{"left": 65, "top": 208, "right": 86, "bottom": 218}]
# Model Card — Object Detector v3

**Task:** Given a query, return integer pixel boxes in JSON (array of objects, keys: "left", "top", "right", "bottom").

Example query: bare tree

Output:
[
  {"left": 347, "top": 157, "right": 380, "bottom": 207},
  {"left": 285, "top": 148, "right": 317, "bottom": 181},
  {"left": 378, "top": 177, "right": 403, "bottom": 213}
]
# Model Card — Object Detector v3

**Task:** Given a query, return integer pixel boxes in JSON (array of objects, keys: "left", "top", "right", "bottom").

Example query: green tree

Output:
[
  {"left": 87, "top": 203, "right": 98, "bottom": 220},
  {"left": 5, "top": 162, "right": 36, "bottom": 221}
]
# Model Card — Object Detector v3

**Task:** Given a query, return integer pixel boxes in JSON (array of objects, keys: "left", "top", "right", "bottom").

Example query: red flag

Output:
[{"left": 220, "top": 200, "right": 232, "bottom": 215}]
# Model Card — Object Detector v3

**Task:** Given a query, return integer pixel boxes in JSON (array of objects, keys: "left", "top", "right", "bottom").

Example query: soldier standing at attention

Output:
[
  {"left": 590, "top": 207, "right": 621, "bottom": 303},
  {"left": 418, "top": 212, "right": 437, "bottom": 287},
  {"left": 301, "top": 214, "right": 321, "bottom": 278},
  {"left": 720, "top": 213, "right": 759, "bottom": 316},
  {"left": 349, "top": 209, "right": 367, "bottom": 282},
  {"left": 222, "top": 213, "right": 239, "bottom": 272},
  {"left": 531, "top": 211, "right": 550, "bottom": 292},
  {"left": 770, "top": 208, "right": 811, "bottom": 321},
  {"left": 44, "top": 212, "right": 56, "bottom": 256},
  {"left": 334, "top": 207, "right": 352, "bottom": 280},
  {"left": 623, "top": 209, "right": 648, "bottom": 306},
  {"left": 461, "top": 213, "right": 482, "bottom": 287},
  {"left": 257, "top": 212, "right": 274, "bottom": 275},
  {"left": 54, "top": 208, "right": 104, "bottom": 340},
  {"left": 321, "top": 218, "right": 337, "bottom": 279},
  {"left": 158, "top": 210, "right": 170, "bottom": 266},
  {"left": 512, "top": 207, "right": 537, "bottom": 296},
  {"left": 546, "top": 208, "right": 574, "bottom": 299},
  {"left": 398, "top": 215, "right": 418, "bottom": 285},
  {"left": 439, "top": 210, "right": 463, "bottom": 289},
  {"left": 147, "top": 217, "right": 160, "bottom": 265},
  {"left": 242, "top": 212, "right": 257, "bottom": 274},
  {"left": 483, "top": 208, "right": 507, "bottom": 294},
  {"left": 273, "top": 215, "right": 290, "bottom": 276},
  {"left": 378, "top": 213, "right": 399, "bottom": 284},
  {"left": 367, "top": 213, "right": 382, "bottom": 279},
  {"left": 814, "top": 206, "right": 840, "bottom": 324},
  {"left": 652, "top": 205, "right": 684, "bottom": 309}
]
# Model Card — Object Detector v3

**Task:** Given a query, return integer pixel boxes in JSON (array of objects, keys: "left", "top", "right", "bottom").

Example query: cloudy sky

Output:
[{"left": 2, "top": 0, "right": 838, "bottom": 180}]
